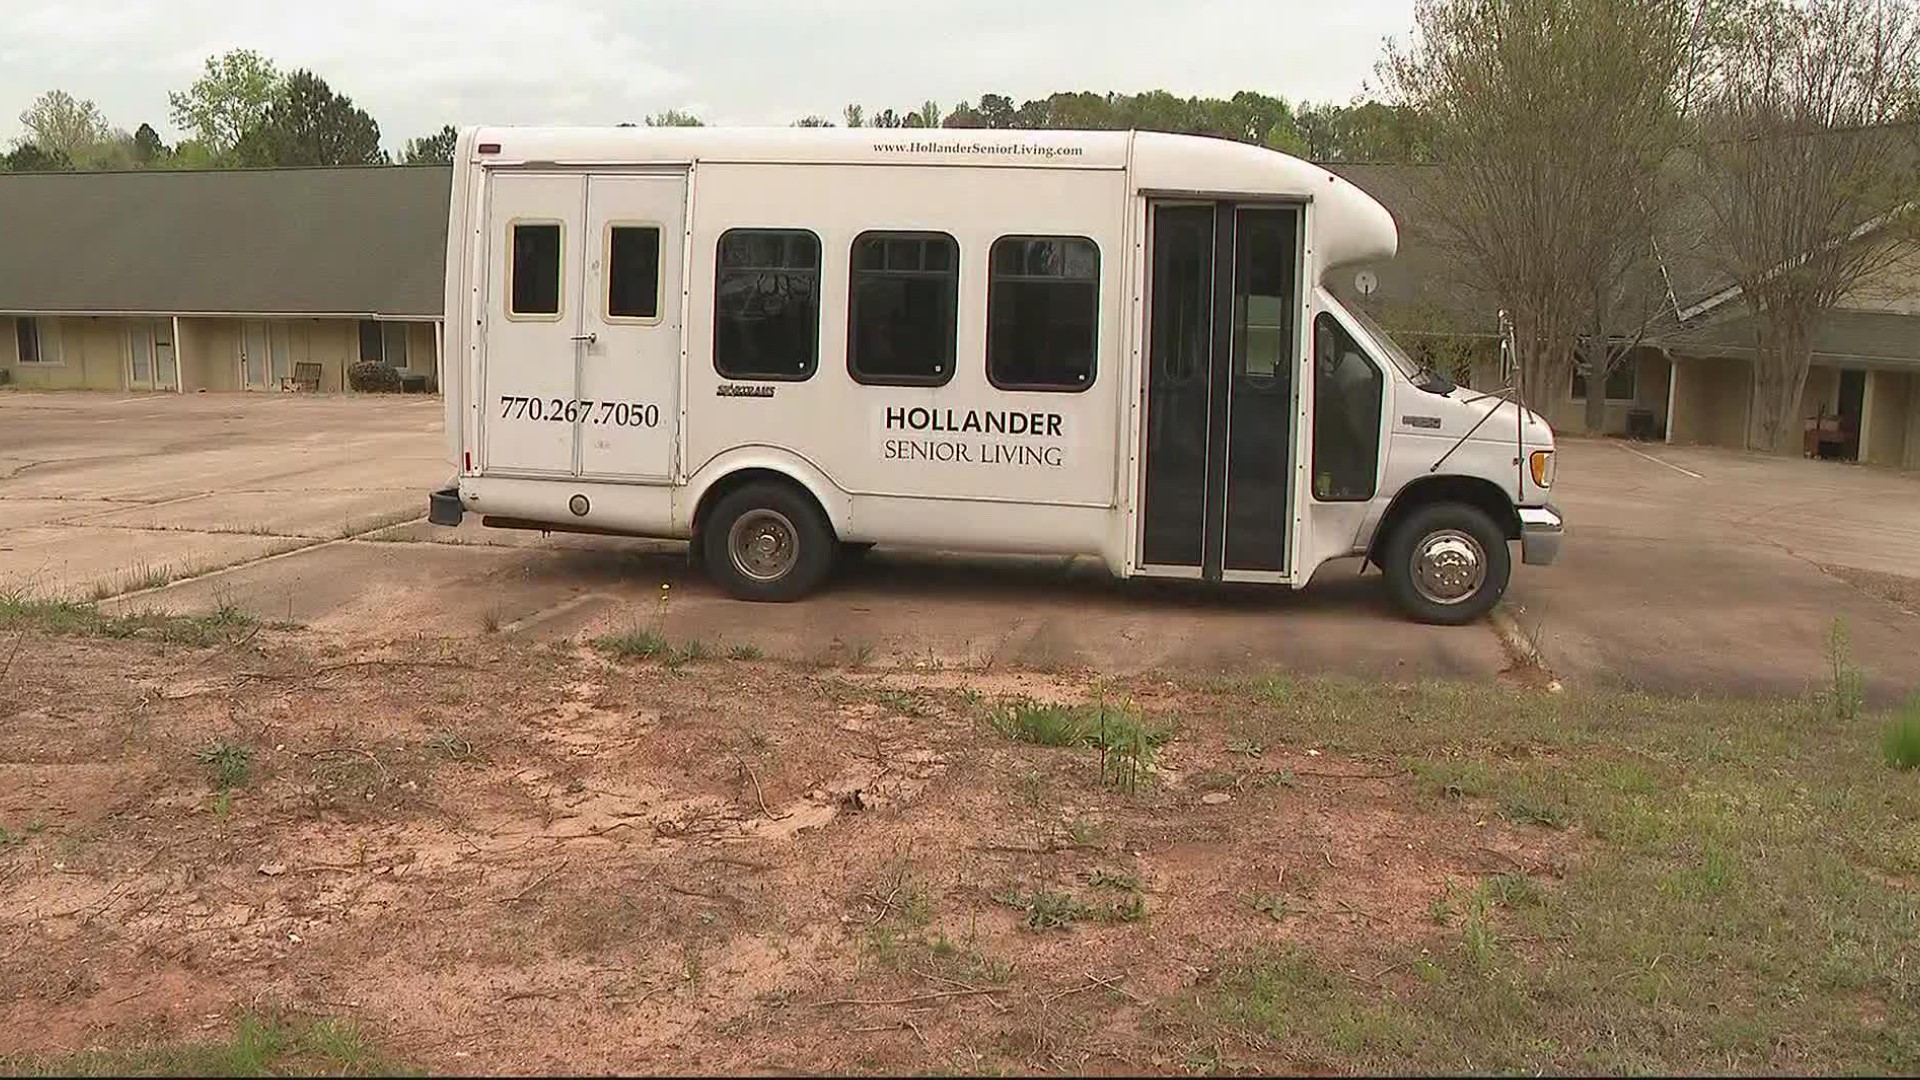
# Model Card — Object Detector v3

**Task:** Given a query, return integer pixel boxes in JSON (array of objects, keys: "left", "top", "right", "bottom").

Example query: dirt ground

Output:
[{"left": 0, "top": 622, "right": 1567, "bottom": 1075}]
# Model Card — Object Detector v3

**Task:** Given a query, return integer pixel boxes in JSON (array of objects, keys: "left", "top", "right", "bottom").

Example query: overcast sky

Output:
[{"left": 0, "top": 0, "right": 1414, "bottom": 152}]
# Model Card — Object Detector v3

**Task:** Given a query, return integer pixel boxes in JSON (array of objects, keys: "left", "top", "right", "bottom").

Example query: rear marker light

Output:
[{"left": 477, "top": 142, "right": 501, "bottom": 155}]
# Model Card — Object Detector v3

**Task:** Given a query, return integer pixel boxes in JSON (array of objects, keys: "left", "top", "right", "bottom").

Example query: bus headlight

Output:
[{"left": 1529, "top": 449, "right": 1555, "bottom": 489}]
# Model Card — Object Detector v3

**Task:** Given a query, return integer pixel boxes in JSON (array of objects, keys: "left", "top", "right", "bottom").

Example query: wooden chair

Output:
[{"left": 284, "top": 362, "right": 323, "bottom": 392}]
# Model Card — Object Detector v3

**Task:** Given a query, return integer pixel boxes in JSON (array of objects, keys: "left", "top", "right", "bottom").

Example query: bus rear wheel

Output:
[
  {"left": 702, "top": 482, "right": 836, "bottom": 602},
  {"left": 1382, "top": 502, "right": 1510, "bottom": 625}
]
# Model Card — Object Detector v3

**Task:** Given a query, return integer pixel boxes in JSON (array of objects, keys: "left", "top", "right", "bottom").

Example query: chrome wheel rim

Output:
[
  {"left": 728, "top": 509, "right": 800, "bottom": 582},
  {"left": 1411, "top": 529, "right": 1487, "bottom": 605}
]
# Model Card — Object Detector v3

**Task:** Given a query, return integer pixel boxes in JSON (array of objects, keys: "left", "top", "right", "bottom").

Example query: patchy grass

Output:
[
  {"left": 1885, "top": 695, "right": 1920, "bottom": 770},
  {"left": 1163, "top": 672, "right": 1920, "bottom": 1073},
  {"left": 991, "top": 699, "right": 1171, "bottom": 792},
  {"left": 0, "top": 1013, "right": 407, "bottom": 1076},
  {"left": 592, "top": 627, "right": 668, "bottom": 659},
  {"left": 194, "top": 740, "right": 252, "bottom": 790},
  {"left": 0, "top": 592, "right": 255, "bottom": 647},
  {"left": 725, "top": 642, "right": 764, "bottom": 661}
]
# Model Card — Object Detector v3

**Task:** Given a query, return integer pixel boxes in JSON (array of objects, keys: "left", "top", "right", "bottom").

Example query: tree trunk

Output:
[
  {"left": 1747, "top": 318, "right": 1813, "bottom": 455},
  {"left": 1584, "top": 378, "right": 1608, "bottom": 433}
]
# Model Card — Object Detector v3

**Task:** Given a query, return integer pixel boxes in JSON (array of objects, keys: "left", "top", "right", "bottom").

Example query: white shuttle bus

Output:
[{"left": 428, "top": 126, "right": 1562, "bottom": 623}]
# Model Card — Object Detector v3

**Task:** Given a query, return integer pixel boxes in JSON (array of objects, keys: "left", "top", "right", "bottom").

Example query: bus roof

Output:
[{"left": 462, "top": 126, "right": 1397, "bottom": 267}]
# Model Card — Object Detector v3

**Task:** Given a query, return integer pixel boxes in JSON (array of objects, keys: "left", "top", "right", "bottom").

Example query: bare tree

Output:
[
  {"left": 1383, "top": 0, "right": 1701, "bottom": 421},
  {"left": 18, "top": 89, "right": 112, "bottom": 163},
  {"left": 1693, "top": 0, "right": 1920, "bottom": 453}
]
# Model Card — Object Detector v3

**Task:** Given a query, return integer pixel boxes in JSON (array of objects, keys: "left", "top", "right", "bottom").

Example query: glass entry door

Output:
[
  {"left": 126, "top": 318, "right": 177, "bottom": 391},
  {"left": 1138, "top": 200, "right": 1302, "bottom": 579}
]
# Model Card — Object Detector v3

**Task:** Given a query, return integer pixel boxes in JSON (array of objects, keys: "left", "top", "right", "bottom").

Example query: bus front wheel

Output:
[
  {"left": 701, "top": 481, "right": 836, "bottom": 602},
  {"left": 1382, "top": 502, "right": 1511, "bottom": 625}
]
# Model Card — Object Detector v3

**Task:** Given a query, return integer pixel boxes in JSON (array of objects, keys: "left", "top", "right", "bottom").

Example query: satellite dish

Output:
[{"left": 1354, "top": 270, "right": 1378, "bottom": 297}]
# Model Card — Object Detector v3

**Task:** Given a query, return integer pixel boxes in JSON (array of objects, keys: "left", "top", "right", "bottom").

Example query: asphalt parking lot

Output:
[{"left": 2, "top": 392, "right": 1916, "bottom": 698}]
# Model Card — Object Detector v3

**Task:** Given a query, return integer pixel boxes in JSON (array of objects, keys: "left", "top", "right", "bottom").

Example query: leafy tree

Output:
[
  {"left": 1694, "top": 0, "right": 1920, "bottom": 452},
  {"left": 132, "top": 122, "right": 168, "bottom": 164},
  {"left": 791, "top": 115, "right": 834, "bottom": 127},
  {"left": 0, "top": 142, "right": 73, "bottom": 172},
  {"left": 168, "top": 49, "right": 284, "bottom": 157},
  {"left": 402, "top": 124, "right": 459, "bottom": 164},
  {"left": 842, "top": 104, "right": 866, "bottom": 128},
  {"left": 233, "top": 70, "right": 385, "bottom": 167},
  {"left": 1295, "top": 101, "right": 1438, "bottom": 162},
  {"left": 18, "top": 90, "right": 111, "bottom": 162},
  {"left": 1382, "top": 0, "right": 1701, "bottom": 417},
  {"left": 645, "top": 109, "right": 703, "bottom": 127}
]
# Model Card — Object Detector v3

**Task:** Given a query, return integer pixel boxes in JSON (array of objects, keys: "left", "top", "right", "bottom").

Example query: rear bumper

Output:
[
  {"left": 1518, "top": 504, "right": 1563, "bottom": 566},
  {"left": 428, "top": 486, "right": 464, "bottom": 527}
]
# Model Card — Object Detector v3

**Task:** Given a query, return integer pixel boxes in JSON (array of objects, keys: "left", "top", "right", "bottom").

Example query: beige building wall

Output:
[
  {"left": 1669, "top": 354, "right": 1751, "bottom": 448},
  {"left": 1907, "top": 381, "right": 1920, "bottom": 470},
  {"left": 0, "top": 315, "right": 137, "bottom": 390},
  {"left": 178, "top": 317, "right": 241, "bottom": 391},
  {"left": 1863, "top": 370, "right": 1911, "bottom": 467},
  {"left": 1548, "top": 350, "right": 1671, "bottom": 436},
  {"left": 1801, "top": 365, "right": 1840, "bottom": 420}
]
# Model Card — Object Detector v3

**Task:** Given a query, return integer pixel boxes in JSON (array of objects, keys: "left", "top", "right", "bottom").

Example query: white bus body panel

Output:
[{"left": 439, "top": 127, "right": 1547, "bottom": 591}]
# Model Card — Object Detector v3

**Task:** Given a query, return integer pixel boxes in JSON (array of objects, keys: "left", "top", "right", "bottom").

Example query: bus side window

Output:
[
  {"left": 714, "top": 228, "right": 821, "bottom": 381},
  {"left": 606, "top": 224, "right": 661, "bottom": 320},
  {"left": 1311, "top": 312, "right": 1384, "bottom": 501},
  {"left": 508, "top": 222, "right": 562, "bottom": 319},
  {"left": 986, "top": 236, "right": 1098, "bottom": 392},
  {"left": 848, "top": 231, "right": 958, "bottom": 387}
]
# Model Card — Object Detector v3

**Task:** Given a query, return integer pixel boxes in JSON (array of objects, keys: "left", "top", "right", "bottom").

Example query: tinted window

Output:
[
  {"left": 849, "top": 231, "right": 958, "bottom": 385},
  {"left": 715, "top": 229, "right": 820, "bottom": 380},
  {"left": 1311, "top": 313, "right": 1384, "bottom": 502},
  {"left": 1572, "top": 362, "right": 1635, "bottom": 402},
  {"left": 358, "top": 320, "right": 383, "bottom": 362},
  {"left": 510, "top": 222, "right": 562, "bottom": 317},
  {"left": 383, "top": 322, "right": 410, "bottom": 369},
  {"left": 608, "top": 226, "right": 661, "bottom": 319},
  {"left": 15, "top": 317, "right": 41, "bottom": 364},
  {"left": 987, "top": 236, "right": 1098, "bottom": 392}
]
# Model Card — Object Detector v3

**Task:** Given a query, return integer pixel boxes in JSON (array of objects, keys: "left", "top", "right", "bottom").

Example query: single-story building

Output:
[
  {"left": 0, "top": 165, "right": 449, "bottom": 393},
  {"left": 1330, "top": 161, "right": 1920, "bottom": 470},
  {"left": 4, "top": 157, "right": 1914, "bottom": 470}
]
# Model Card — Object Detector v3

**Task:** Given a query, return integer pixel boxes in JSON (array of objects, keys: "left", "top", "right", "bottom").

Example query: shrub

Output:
[
  {"left": 347, "top": 360, "right": 403, "bottom": 393},
  {"left": 1883, "top": 695, "right": 1920, "bottom": 771}
]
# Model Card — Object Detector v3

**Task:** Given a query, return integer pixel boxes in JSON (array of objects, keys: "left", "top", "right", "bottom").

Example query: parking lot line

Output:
[{"left": 1615, "top": 441, "right": 1704, "bottom": 479}]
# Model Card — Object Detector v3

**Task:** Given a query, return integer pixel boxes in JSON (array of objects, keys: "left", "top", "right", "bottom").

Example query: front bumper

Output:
[
  {"left": 428, "top": 485, "right": 465, "bottom": 527},
  {"left": 1518, "top": 504, "right": 1563, "bottom": 566}
]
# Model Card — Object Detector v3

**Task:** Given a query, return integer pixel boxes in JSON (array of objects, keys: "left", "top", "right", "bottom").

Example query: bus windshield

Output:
[{"left": 1345, "top": 303, "right": 1456, "bottom": 393}]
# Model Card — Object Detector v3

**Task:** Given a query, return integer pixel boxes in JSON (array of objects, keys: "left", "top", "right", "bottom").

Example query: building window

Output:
[
  {"left": 384, "top": 323, "right": 410, "bottom": 370},
  {"left": 358, "top": 320, "right": 411, "bottom": 369},
  {"left": 509, "top": 221, "right": 563, "bottom": 318},
  {"left": 848, "top": 231, "right": 958, "bottom": 386},
  {"left": 1572, "top": 361, "right": 1636, "bottom": 402},
  {"left": 607, "top": 225, "right": 662, "bottom": 320},
  {"left": 15, "top": 317, "right": 45, "bottom": 364},
  {"left": 987, "top": 236, "right": 1098, "bottom": 392},
  {"left": 714, "top": 229, "right": 820, "bottom": 381}
]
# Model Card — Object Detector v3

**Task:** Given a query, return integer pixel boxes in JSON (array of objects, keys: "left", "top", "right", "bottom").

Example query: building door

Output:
[
  {"left": 577, "top": 174, "right": 685, "bottom": 480},
  {"left": 269, "top": 323, "right": 294, "bottom": 386},
  {"left": 154, "top": 321, "right": 177, "bottom": 390},
  {"left": 241, "top": 320, "right": 271, "bottom": 390},
  {"left": 1838, "top": 369, "right": 1867, "bottom": 461},
  {"left": 128, "top": 321, "right": 155, "bottom": 390},
  {"left": 1138, "top": 200, "right": 1302, "bottom": 580},
  {"left": 480, "top": 170, "right": 685, "bottom": 480}
]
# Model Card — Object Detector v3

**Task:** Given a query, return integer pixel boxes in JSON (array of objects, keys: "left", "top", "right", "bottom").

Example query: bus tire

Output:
[
  {"left": 1382, "top": 502, "right": 1510, "bottom": 625},
  {"left": 701, "top": 481, "right": 836, "bottom": 602}
]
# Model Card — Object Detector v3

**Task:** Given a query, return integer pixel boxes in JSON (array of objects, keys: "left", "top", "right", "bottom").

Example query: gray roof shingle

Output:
[{"left": 0, "top": 165, "right": 450, "bottom": 318}]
